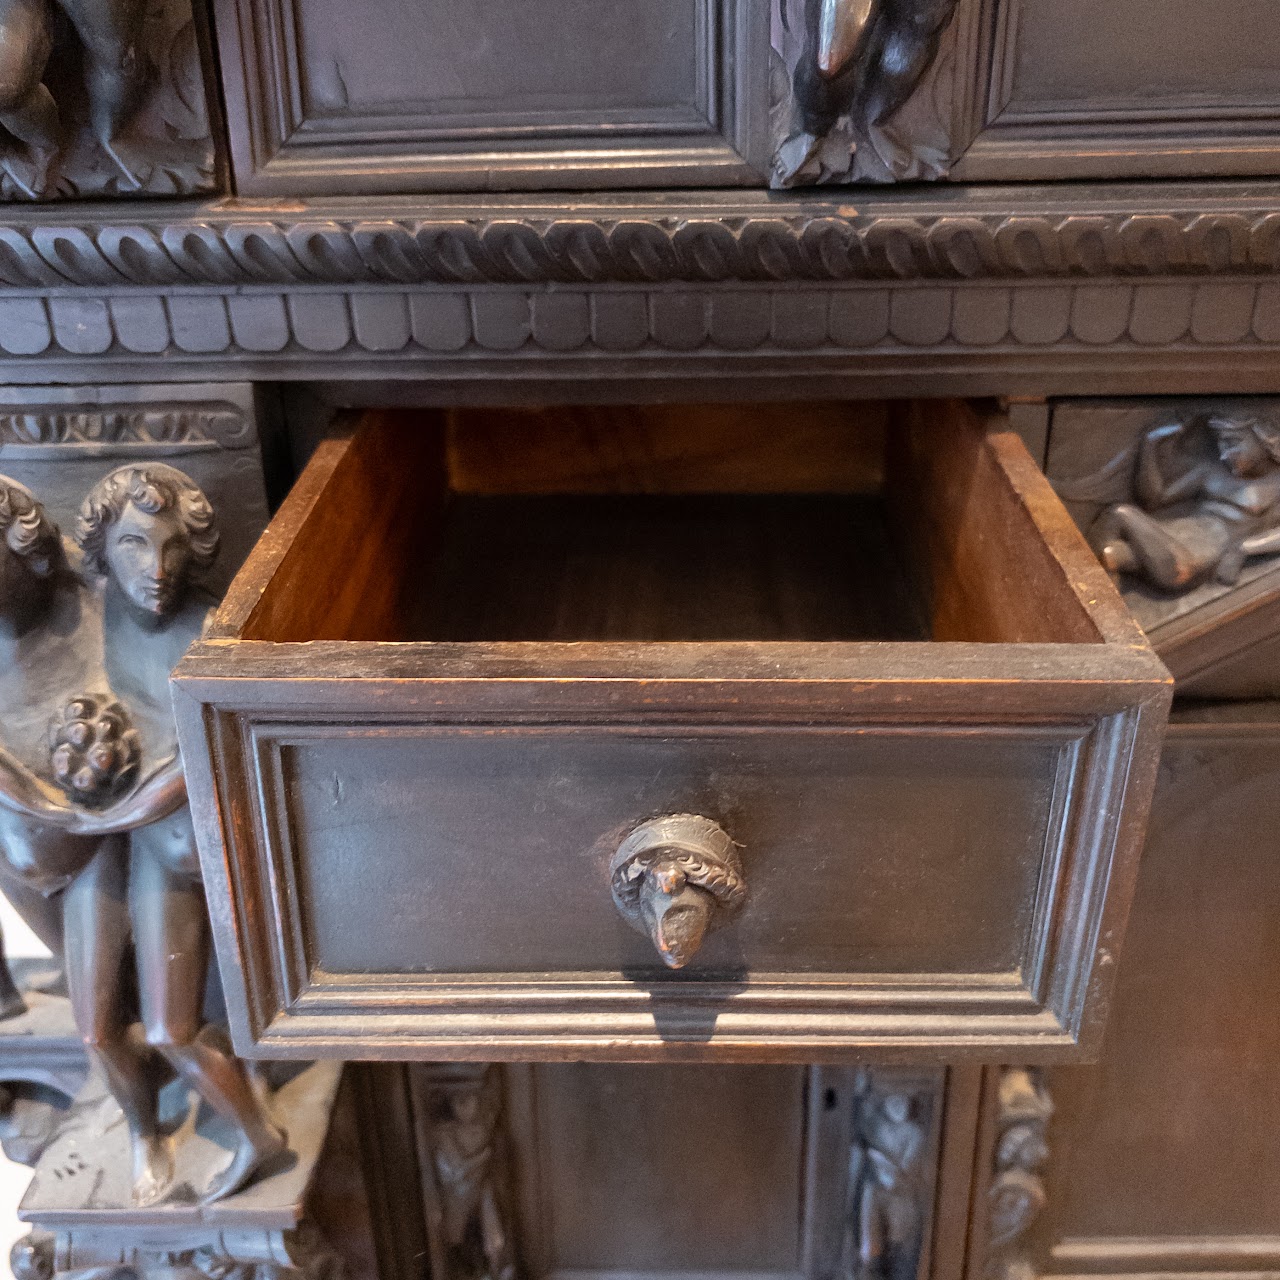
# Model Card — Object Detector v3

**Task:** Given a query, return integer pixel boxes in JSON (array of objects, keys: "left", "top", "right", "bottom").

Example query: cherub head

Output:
[
  {"left": 77, "top": 464, "right": 218, "bottom": 619},
  {"left": 1208, "top": 415, "right": 1280, "bottom": 479},
  {"left": 0, "top": 475, "right": 63, "bottom": 622}
]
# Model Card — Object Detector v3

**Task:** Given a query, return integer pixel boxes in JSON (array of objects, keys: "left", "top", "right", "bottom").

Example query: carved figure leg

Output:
[
  {"left": 859, "top": 1183, "right": 887, "bottom": 1276},
  {"left": 130, "top": 814, "right": 286, "bottom": 1204},
  {"left": 0, "top": 924, "right": 25, "bottom": 1019},
  {"left": 0, "top": 0, "right": 57, "bottom": 196},
  {"left": 1090, "top": 503, "right": 1232, "bottom": 591},
  {"left": 794, "top": 0, "right": 878, "bottom": 135},
  {"left": 57, "top": 0, "right": 147, "bottom": 187},
  {"left": 860, "top": 0, "right": 957, "bottom": 128},
  {"left": 61, "top": 834, "right": 171, "bottom": 1205}
]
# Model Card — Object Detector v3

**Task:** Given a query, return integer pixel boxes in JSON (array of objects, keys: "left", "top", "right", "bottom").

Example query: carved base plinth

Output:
[
  {"left": 0, "top": 960, "right": 87, "bottom": 1166},
  {"left": 17, "top": 1062, "right": 345, "bottom": 1280}
]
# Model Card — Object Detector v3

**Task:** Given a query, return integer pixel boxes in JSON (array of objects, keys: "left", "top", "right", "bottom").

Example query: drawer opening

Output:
[
  {"left": 179, "top": 397, "right": 1171, "bottom": 1060},
  {"left": 231, "top": 398, "right": 1131, "bottom": 650}
]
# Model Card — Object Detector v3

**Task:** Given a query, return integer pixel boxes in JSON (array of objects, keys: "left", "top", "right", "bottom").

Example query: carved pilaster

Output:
[
  {"left": 771, "top": 0, "right": 961, "bottom": 187},
  {"left": 806, "top": 1068, "right": 944, "bottom": 1280},
  {"left": 412, "top": 1065, "right": 518, "bottom": 1280},
  {"left": 985, "top": 1068, "right": 1053, "bottom": 1280}
]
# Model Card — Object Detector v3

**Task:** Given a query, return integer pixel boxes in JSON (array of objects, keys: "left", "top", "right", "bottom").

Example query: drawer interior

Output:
[{"left": 231, "top": 398, "right": 1118, "bottom": 650}]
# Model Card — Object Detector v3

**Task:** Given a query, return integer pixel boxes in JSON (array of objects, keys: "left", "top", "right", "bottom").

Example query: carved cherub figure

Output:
[
  {"left": 428, "top": 1068, "right": 516, "bottom": 1280},
  {"left": 68, "top": 463, "right": 287, "bottom": 1205},
  {"left": 0, "top": 466, "right": 285, "bottom": 1207},
  {"left": 1090, "top": 414, "right": 1280, "bottom": 593},
  {"left": 0, "top": 477, "right": 115, "bottom": 1007}
]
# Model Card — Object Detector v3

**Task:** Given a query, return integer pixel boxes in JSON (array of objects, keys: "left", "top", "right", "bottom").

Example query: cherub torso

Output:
[{"left": 101, "top": 586, "right": 213, "bottom": 768}]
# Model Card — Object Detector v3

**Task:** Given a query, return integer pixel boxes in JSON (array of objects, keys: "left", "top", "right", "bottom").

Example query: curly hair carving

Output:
[
  {"left": 76, "top": 464, "right": 219, "bottom": 577},
  {"left": 0, "top": 475, "right": 62, "bottom": 578}
]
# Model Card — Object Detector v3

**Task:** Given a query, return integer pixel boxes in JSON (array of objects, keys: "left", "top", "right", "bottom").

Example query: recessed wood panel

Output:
[
  {"left": 283, "top": 727, "right": 1051, "bottom": 978},
  {"left": 974, "top": 710, "right": 1280, "bottom": 1280},
  {"left": 215, "top": 0, "right": 770, "bottom": 193},
  {"left": 949, "top": 0, "right": 1280, "bottom": 180}
]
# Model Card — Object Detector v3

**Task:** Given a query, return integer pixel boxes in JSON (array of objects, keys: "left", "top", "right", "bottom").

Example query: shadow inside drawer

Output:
[{"left": 415, "top": 494, "right": 928, "bottom": 643}]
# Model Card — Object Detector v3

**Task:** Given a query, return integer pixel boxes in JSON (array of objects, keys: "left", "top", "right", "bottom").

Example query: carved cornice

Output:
[{"left": 8, "top": 186, "right": 1280, "bottom": 289}]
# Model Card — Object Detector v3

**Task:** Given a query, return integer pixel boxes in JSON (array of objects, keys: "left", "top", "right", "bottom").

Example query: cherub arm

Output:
[{"left": 1136, "top": 423, "right": 1208, "bottom": 509}]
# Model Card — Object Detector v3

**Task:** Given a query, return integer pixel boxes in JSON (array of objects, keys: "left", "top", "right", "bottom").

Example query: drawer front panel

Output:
[
  {"left": 281, "top": 725, "right": 1056, "bottom": 978},
  {"left": 216, "top": 0, "right": 769, "bottom": 193}
]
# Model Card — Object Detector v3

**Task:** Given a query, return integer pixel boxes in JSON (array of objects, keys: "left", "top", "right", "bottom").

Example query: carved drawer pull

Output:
[{"left": 609, "top": 815, "right": 746, "bottom": 970}]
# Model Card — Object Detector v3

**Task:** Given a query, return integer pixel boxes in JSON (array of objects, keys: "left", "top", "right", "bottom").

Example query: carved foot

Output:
[
  {"left": 10, "top": 1230, "right": 53, "bottom": 1280},
  {"left": 100, "top": 137, "right": 145, "bottom": 193},
  {"left": 0, "top": 145, "right": 55, "bottom": 200},
  {"left": 130, "top": 1133, "right": 175, "bottom": 1207},
  {"left": 200, "top": 1120, "right": 288, "bottom": 1204}
]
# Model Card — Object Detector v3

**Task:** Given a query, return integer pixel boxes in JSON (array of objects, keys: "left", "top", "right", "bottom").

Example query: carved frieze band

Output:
[
  {"left": 0, "top": 280, "right": 1278, "bottom": 365},
  {"left": 0, "top": 404, "right": 249, "bottom": 447},
  {"left": 3, "top": 206, "right": 1280, "bottom": 288}
]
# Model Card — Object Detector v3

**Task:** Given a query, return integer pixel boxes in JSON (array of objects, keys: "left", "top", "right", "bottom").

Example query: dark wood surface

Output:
[
  {"left": 172, "top": 399, "right": 1169, "bottom": 1061},
  {"left": 416, "top": 494, "right": 925, "bottom": 642},
  {"left": 969, "top": 704, "right": 1280, "bottom": 1280},
  {"left": 214, "top": 0, "right": 769, "bottom": 194}
]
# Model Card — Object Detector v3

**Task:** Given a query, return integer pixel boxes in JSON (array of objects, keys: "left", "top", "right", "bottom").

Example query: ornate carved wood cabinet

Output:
[{"left": 0, "top": 4, "right": 1275, "bottom": 1280}]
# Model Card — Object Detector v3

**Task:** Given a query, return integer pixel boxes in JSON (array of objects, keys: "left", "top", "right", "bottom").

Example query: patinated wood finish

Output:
[
  {"left": 0, "top": 0, "right": 1275, "bottom": 1272},
  {"left": 969, "top": 705, "right": 1280, "bottom": 1280}
]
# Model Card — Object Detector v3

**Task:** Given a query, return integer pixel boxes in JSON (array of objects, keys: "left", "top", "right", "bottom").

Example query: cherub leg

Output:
[
  {"left": 0, "top": 925, "right": 24, "bottom": 1019},
  {"left": 58, "top": 0, "right": 146, "bottom": 187},
  {"left": 131, "top": 819, "right": 286, "bottom": 1203},
  {"left": 0, "top": 0, "right": 58, "bottom": 196},
  {"left": 1091, "top": 503, "right": 1205, "bottom": 591},
  {"left": 62, "top": 835, "right": 171, "bottom": 1205}
]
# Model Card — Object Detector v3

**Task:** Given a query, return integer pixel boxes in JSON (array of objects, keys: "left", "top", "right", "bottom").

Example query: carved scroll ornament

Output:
[{"left": 772, "top": 0, "right": 961, "bottom": 187}]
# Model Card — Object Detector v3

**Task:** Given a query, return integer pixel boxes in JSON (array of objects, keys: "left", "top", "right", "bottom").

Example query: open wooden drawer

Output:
[{"left": 172, "top": 400, "right": 1170, "bottom": 1063}]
